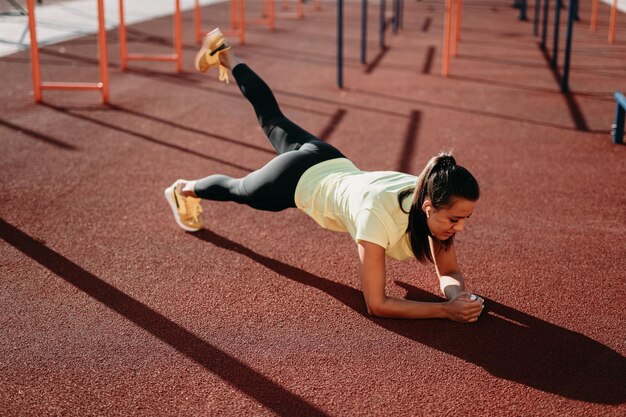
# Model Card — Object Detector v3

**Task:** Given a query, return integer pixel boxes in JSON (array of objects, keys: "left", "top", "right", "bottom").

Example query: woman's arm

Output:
[
  {"left": 429, "top": 238, "right": 474, "bottom": 301},
  {"left": 357, "top": 240, "right": 483, "bottom": 322}
]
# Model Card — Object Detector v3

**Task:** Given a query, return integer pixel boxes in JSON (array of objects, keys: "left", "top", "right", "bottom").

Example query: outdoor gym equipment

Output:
[
  {"left": 442, "top": 0, "right": 462, "bottom": 76},
  {"left": 538, "top": 0, "right": 577, "bottom": 92},
  {"left": 337, "top": 0, "right": 403, "bottom": 88},
  {"left": 26, "top": 0, "right": 109, "bottom": 103},
  {"left": 590, "top": 0, "right": 620, "bottom": 43},
  {"left": 195, "top": 0, "right": 246, "bottom": 45},
  {"left": 118, "top": 0, "right": 183, "bottom": 72},
  {"left": 194, "top": 0, "right": 321, "bottom": 47}
]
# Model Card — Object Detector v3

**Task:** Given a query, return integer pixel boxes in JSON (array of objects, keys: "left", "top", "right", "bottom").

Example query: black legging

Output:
[{"left": 194, "top": 64, "right": 347, "bottom": 212}]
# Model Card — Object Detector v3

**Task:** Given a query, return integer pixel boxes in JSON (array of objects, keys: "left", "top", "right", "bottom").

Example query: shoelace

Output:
[
  {"left": 218, "top": 65, "right": 229, "bottom": 84},
  {"left": 185, "top": 197, "right": 202, "bottom": 223}
]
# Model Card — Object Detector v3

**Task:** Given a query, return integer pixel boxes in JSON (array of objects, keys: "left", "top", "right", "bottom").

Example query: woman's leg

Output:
[
  {"left": 172, "top": 45, "right": 345, "bottom": 219},
  {"left": 187, "top": 140, "right": 343, "bottom": 212},
  {"left": 222, "top": 51, "right": 319, "bottom": 155}
]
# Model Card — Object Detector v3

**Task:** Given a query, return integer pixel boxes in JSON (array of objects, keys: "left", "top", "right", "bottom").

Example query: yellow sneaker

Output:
[
  {"left": 194, "top": 27, "right": 231, "bottom": 84},
  {"left": 164, "top": 180, "right": 203, "bottom": 232}
]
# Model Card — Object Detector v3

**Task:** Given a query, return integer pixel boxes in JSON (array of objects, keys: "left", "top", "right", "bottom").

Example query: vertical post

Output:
[
  {"left": 453, "top": 0, "right": 462, "bottom": 57},
  {"left": 550, "top": 0, "right": 561, "bottom": 68},
  {"left": 174, "top": 0, "right": 182, "bottom": 72},
  {"left": 442, "top": 0, "right": 452, "bottom": 76},
  {"left": 393, "top": 0, "right": 399, "bottom": 34},
  {"left": 195, "top": 0, "right": 202, "bottom": 44},
  {"left": 561, "top": 0, "right": 575, "bottom": 93},
  {"left": 119, "top": 0, "right": 127, "bottom": 70},
  {"left": 27, "top": 0, "right": 42, "bottom": 102},
  {"left": 361, "top": 0, "right": 367, "bottom": 64},
  {"left": 338, "top": 0, "right": 343, "bottom": 88},
  {"left": 518, "top": 0, "right": 528, "bottom": 20},
  {"left": 96, "top": 0, "right": 109, "bottom": 103},
  {"left": 590, "top": 0, "right": 598, "bottom": 31},
  {"left": 231, "top": 0, "right": 237, "bottom": 30},
  {"left": 380, "top": 0, "right": 386, "bottom": 49},
  {"left": 239, "top": 0, "right": 245, "bottom": 45},
  {"left": 269, "top": 0, "right": 275, "bottom": 32},
  {"left": 609, "top": 0, "right": 617, "bottom": 44},
  {"left": 297, "top": 0, "right": 304, "bottom": 19},
  {"left": 613, "top": 95, "right": 625, "bottom": 145},
  {"left": 541, "top": 0, "right": 549, "bottom": 49},
  {"left": 533, "top": 0, "right": 541, "bottom": 35}
]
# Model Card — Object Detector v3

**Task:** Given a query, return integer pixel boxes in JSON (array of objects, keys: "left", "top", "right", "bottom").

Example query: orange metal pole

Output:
[
  {"left": 119, "top": 0, "right": 128, "bottom": 70},
  {"left": 456, "top": 0, "right": 462, "bottom": 42},
  {"left": 27, "top": 0, "right": 42, "bottom": 102},
  {"left": 269, "top": 0, "right": 276, "bottom": 31},
  {"left": 119, "top": 0, "right": 181, "bottom": 71},
  {"left": 231, "top": 0, "right": 238, "bottom": 29},
  {"left": 27, "top": 0, "right": 108, "bottom": 103},
  {"left": 240, "top": 0, "right": 246, "bottom": 44},
  {"left": 174, "top": 0, "right": 182, "bottom": 72},
  {"left": 452, "top": 0, "right": 459, "bottom": 57},
  {"left": 297, "top": 0, "right": 304, "bottom": 19},
  {"left": 609, "top": 0, "right": 617, "bottom": 44},
  {"left": 315, "top": 0, "right": 321, "bottom": 11},
  {"left": 97, "top": 0, "right": 109, "bottom": 103},
  {"left": 442, "top": 0, "right": 452, "bottom": 76},
  {"left": 195, "top": 0, "right": 202, "bottom": 44},
  {"left": 249, "top": 0, "right": 276, "bottom": 31},
  {"left": 40, "top": 83, "right": 103, "bottom": 91},
  {"left": 590, "top": 0, "right": 598, "bottom": 31}
]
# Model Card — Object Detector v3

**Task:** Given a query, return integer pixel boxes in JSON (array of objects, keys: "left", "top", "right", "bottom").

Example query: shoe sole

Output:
[
  {"left": 194, "top": 35, "right": 213, "bottom": 72},
  {"left": 164, "top": 184, "right": 202, "bottom": 232}
]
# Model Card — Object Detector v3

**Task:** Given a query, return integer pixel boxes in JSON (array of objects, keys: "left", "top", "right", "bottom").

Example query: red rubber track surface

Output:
[{"left": 1, "top": 1, "right": 625, "bottom": 416}]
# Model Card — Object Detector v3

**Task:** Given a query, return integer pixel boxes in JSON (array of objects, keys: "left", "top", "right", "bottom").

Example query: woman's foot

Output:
[
  {"left": 194, "top": 28, "right": 232, "bottom": 83},
  {"left": 164, "top": 179, "right": 203, "bottom": 232}
]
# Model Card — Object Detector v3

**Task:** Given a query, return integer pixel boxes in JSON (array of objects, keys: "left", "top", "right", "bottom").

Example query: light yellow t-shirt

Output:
[{"left": 294, "top": 158, "right": 417, "bottom": 260}]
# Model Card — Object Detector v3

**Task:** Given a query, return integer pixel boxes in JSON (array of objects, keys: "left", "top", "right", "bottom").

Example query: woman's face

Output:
[{"left": 424, "top": 197, "right": 476, "bottom": 241}]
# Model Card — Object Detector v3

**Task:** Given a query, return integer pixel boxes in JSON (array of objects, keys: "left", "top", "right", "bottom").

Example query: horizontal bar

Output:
[
  {"left": 615, "top": 92, "right": 626, "bottom": 109},
  {"left": 41, "top": 82, "right": 104, "bottom": 91},
  {"left": 127, "top": 54, "right": 178, "bottom": 62}
]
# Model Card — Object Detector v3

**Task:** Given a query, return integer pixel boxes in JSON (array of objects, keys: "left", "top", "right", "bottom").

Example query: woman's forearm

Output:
[{"left": 369, "top": 296, "right": 448, "bottom": 319}]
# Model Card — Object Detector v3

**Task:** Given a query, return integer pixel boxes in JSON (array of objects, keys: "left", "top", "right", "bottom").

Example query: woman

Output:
[{"left": 165, "top": 29, "right": 484, "bottom": 323}]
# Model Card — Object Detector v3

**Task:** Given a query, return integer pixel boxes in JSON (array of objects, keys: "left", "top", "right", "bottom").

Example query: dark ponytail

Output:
[{"left": 398, "top": 152, "right": 480, "bottom": 264}]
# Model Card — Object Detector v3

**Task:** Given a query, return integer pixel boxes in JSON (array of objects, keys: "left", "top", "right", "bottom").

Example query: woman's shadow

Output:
[{"left": 194, "top": 229, "right": 626, "bottom": 405}]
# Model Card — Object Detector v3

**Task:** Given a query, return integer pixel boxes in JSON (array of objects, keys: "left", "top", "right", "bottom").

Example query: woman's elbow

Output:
[{"left": 365, "top": 299, "right": 388, "bottom": 317}]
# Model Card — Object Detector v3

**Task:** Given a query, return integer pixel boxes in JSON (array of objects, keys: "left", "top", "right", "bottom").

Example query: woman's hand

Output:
[{"left": 444, "top": 292, "right": 484, "bottom": 323}]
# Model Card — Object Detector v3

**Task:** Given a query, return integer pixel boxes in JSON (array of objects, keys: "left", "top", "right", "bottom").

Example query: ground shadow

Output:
[
  {"left": 422, "top": 17, "right": 432, "bottom": 33},
  {"left": 34, "top": 48, "right": 338, "bottom": 121},
  {"left": 107, "top": 103, "right": 275, "bottom": 156},
  {"left": 344, "top": 86, "right": 606, "bottom": 133},
  {"left": 365, "top": 47, "right": 390, "bottom": 74},
  {"left": 317, "top": 109, "right": 347, "bottom": 142},
  {"left": 422, "top": 46, "right": 436, "bottom": 75},
  {"left": 397, "top": 110, "right": 421, "bottom": 173},
  {"left": 539, "top": 44, "right": 589, "bottom": 131},
  {"left": 193, "top": 229, "right": 626, "bottom": 405},
  {"left": 41, "top": 103, "right": 255, "bottom": 172},
  {"left": 0, "top": 219, "right": 329, "bottom": 417},
  {"left": 0, "top": 118, "right": 78, "bottom": 150}
]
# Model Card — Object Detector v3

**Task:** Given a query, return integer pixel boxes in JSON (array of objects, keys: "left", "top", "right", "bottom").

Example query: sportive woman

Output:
[{"left": 164, "top": 29, "right": 485, "bottom": 323}]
